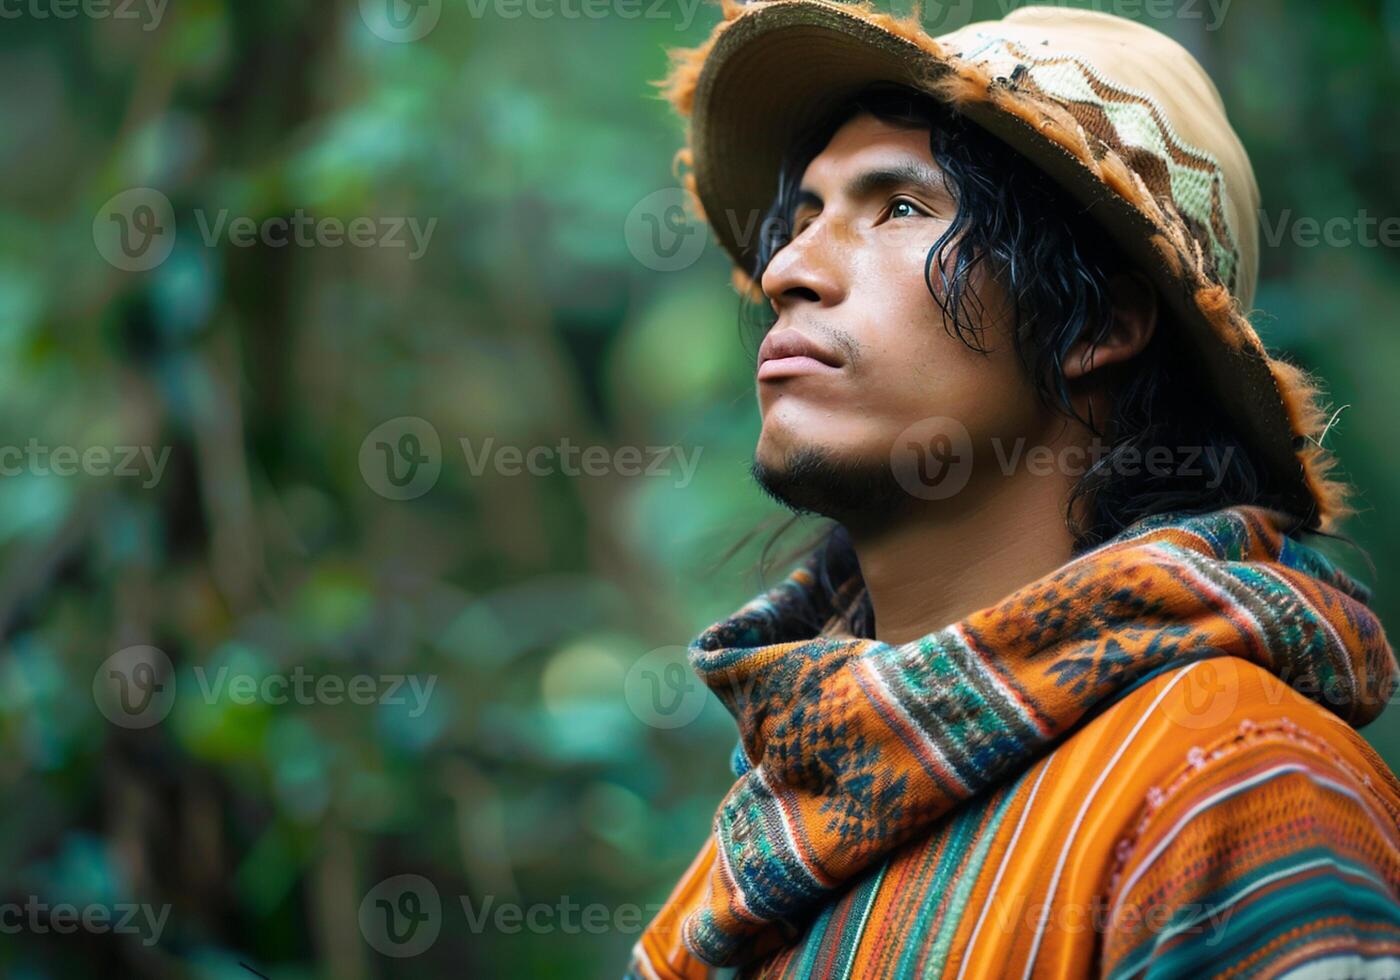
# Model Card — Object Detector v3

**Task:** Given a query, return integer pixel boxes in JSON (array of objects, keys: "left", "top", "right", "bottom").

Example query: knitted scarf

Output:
[{"left": 650, "top": 505, "right": 1397, "bottom": 968}]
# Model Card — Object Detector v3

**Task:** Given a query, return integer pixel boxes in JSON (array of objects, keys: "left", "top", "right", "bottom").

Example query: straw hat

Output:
[{"left": 658, "top": 0, "right": 1351, "bottom": 531}]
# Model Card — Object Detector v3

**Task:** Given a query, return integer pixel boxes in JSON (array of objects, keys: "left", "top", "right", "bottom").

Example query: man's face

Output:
[{"left": 752, "top": 112, "right": 1049, "bottom": 524}]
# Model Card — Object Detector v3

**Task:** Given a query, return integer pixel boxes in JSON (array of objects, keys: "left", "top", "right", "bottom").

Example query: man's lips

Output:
[
  {"left": 757, "top": 355, "right": 842, "bottom": 381},
  {"left": 757, "top": 328, "right": 844, "bottom": 381}
]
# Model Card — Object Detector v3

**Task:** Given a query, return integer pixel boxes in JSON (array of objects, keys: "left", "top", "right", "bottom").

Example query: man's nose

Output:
[{"left": 760, "top": 215, "right": 850, "bottom": 316}]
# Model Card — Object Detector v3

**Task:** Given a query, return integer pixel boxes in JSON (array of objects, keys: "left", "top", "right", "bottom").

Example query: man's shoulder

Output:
[
  {"left": 1045, "top": 655, "right": 1400, "bottom": 845},
  {"left": 1094, "top": 657, "right": 1400, "bottom": 978},
  {"left": 1093, "top": 655, "right": 1399, "bottom": 795}
]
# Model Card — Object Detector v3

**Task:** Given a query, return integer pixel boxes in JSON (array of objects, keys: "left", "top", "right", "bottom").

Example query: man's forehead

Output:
[{"left": 799, "top": 114, "right": 942, "bottom": 191}]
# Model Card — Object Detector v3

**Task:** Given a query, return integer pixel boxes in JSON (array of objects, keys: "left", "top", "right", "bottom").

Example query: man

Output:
[{"left": 628, "top": 2, "right": 1400, "bottom": 977}]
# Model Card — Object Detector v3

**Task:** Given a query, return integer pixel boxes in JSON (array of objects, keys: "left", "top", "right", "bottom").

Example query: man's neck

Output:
[{"left": 846, "top": 472, "right": 1079, "bottom": 646}]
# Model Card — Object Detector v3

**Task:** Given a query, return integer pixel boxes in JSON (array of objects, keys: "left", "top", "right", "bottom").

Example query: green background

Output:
[{"left": 0, "top": 0, "right": 1397, "bottom": 976}]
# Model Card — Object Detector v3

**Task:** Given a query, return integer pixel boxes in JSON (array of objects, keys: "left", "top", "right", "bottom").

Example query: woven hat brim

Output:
[{"left": 687, "top": 0, "right": 1317, "bottom": 526}]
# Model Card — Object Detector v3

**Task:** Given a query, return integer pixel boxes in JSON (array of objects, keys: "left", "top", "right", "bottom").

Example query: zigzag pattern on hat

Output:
[{"left": 957, "top": 32, "right": 1242, "bottom": 295}]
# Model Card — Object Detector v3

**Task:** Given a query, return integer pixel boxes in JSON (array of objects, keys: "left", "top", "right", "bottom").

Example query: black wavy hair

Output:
[{"left": 732, "top": 83, "right": 1326, "bottom": 638}]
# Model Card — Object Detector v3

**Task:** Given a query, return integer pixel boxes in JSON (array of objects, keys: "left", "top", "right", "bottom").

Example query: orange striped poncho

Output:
[{"left": 627, "top": 505, "right": 1400, "bottom": 978}]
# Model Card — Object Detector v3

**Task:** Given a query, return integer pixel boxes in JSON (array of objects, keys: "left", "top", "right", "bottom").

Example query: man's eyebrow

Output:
[{"left": 795, "top": 161, "right": 948, "bottom": 212}]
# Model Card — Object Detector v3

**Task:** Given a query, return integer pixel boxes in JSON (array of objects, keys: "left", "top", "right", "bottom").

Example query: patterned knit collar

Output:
[{"left": 693, "top": 504, "right": 1377, "bottom": 666}]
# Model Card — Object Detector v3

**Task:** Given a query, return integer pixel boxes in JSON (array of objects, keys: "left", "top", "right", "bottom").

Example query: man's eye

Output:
[{"left": 889, "top": 199, "right": 925, "bottom": 219}]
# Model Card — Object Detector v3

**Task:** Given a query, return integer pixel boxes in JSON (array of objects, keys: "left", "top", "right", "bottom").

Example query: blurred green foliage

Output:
[{"left": 0, "top": 0, "right": 1397, "bottom": 976}]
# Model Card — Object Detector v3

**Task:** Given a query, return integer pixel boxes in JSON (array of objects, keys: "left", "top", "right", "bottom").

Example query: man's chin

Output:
[{"left": 750, "top": 444, "right": 913, "bottom": 526}]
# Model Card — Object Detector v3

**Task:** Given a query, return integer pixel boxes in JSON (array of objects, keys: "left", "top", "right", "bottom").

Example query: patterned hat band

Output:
[{"left": 949, "top": 31, "right": 1244, "bottom": 301}]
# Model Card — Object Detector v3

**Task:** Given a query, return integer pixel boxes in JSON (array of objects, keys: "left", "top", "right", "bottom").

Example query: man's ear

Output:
[{"left": 1063, "top": 271, "right": 1158, "bottom": 380}]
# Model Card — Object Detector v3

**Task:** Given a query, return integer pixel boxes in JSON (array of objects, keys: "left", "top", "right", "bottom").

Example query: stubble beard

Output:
[{"left": 750, "top": 444, "right": 915, "bottom": 532}]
